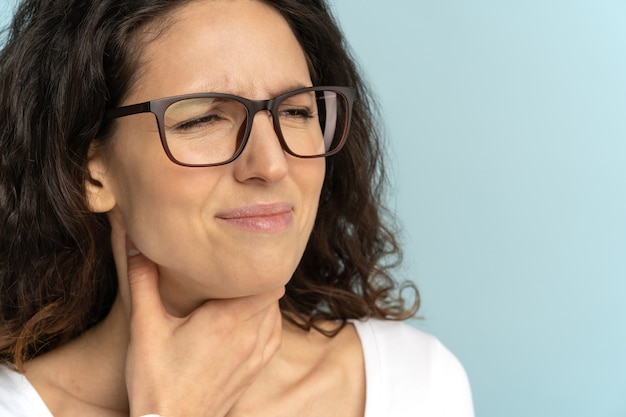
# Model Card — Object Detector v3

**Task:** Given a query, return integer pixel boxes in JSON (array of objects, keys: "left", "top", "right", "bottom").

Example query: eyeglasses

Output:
[{"left": 106, "top": 86, "right": 355, "bottom": 167}]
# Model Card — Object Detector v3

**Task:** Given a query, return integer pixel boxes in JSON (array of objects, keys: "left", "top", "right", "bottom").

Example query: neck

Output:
[{"left": 24, "top": 294, "right": 356, "bottom": 416}]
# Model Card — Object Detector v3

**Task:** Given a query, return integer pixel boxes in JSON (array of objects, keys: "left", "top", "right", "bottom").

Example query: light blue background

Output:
[
  {"left": 2, "top": 1, "right": 626, "bottom": 416},
  {"left": 330, "top": 1, "right": 626, "bottom": 417}
]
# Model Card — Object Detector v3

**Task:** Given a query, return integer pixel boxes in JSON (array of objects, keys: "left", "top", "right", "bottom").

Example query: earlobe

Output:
[{"left": 85, "top": 147, "right": 117, "bottom": 213}]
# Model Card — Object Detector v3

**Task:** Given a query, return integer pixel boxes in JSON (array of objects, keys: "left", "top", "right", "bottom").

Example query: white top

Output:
[
  {"left": 352, "top": 319, "right": 474, "bottom": 417},
  {"left": 0, "top": 362, "right": 51, "bottom": 416},
  {"left": 0, "top": 319, "right": 474, "bottom": 416}
]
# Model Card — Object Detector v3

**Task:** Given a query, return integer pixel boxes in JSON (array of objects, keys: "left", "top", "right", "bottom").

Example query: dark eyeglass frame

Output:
[{"left": 106, "top": 86, "right": 356, "bottom": 167}]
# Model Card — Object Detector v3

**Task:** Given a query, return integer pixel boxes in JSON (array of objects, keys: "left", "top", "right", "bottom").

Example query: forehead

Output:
[{"left": 124, "top": 0, "right": 311, "bottom": 103}]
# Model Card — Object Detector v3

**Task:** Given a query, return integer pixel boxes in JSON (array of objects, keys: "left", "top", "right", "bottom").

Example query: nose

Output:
[{"left": 232, "top": 111, "right": 288, "bottom": 183}]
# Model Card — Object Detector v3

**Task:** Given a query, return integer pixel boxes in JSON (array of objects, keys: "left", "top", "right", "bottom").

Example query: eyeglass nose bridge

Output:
[{"left": 233, "top": 97, "right": 290, "bottom": 160}]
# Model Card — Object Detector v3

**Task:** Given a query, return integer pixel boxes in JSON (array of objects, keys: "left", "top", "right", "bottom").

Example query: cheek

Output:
[
  {"left": 106, "top": 121, "right": 222, "bottom": 255},
  {"left": 295, "top": 157, "right": 326, "bottom": 232},
  {"left": 105, "top": 114, "right": 168, "bottom": 200}
]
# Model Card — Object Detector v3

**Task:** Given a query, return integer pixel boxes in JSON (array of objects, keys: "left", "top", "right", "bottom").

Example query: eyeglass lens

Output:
[{"left": 162, "top": 89, "right": 348, "bottom": 165}]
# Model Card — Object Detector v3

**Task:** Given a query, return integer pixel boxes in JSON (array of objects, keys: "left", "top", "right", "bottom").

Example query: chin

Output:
[
  {"left": 226, "top": 267, "right": 294, "bottom": 298},
  {"left": 163, "top": 263, "right": 293, "bottom": 301}
]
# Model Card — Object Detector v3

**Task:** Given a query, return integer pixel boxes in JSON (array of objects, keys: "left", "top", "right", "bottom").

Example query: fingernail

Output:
[{"left": 126, "top": 238, "right": 140, "bottom": 257}]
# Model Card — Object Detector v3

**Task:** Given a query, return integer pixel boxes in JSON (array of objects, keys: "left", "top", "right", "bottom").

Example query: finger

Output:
[
  {"left": 126, "top": 238, "right": 166, "bottom": 321},
  {"left": 258, "top": 302, "right": 283, "bottom": 362},
  {"left": 265, "top": 308, "right": 283, "bottom": 361}
]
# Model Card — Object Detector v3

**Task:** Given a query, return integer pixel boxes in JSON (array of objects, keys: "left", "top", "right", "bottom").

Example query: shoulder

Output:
[
  {"left": 352, "top": 319, "right": 475, "bottom": 417},
  {"left": 351, "top": 318, "right": 464, "bottom": 375},
  {"left": 0, "top": 365, "right": 53, "bottom": 417}
]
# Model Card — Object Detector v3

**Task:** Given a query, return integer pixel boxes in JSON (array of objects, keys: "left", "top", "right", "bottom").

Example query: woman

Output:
[{"left": 0, "top": 0, "right": 474, "bottom": 416}]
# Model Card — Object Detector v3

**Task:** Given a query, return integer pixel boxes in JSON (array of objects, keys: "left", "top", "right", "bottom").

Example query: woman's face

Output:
[{"left": 90, "top": 0, "right": 325, "bottom": 309}]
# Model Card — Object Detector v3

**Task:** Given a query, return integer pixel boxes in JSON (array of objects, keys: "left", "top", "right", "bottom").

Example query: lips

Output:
[{"left": 215, "top": 202, "right": 294, "bottom": 232}]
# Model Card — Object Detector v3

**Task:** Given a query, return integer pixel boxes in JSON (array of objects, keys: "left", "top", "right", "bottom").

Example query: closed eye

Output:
[
  {"left": 172, "top": 114, "right": 224, "bottom": 132},
  {"left": 278, "top": 107, "right": 315, "bottom": 119}
]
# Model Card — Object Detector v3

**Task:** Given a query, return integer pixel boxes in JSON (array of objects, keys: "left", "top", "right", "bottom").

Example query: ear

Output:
[{"left": 85, "top": 144, "right": 117, "bottom": 213}]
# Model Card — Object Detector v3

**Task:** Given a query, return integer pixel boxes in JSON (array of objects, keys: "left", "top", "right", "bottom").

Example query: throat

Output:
[
  {"left": 227, "top": 319, "right": 366, "bottom": 417},
  {"left": 23, "top": 308, "right": 365, "bottom": 417}
]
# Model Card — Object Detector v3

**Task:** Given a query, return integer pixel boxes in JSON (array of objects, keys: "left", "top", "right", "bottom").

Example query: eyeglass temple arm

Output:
[{"left": 106, "top": 101, "right": 152, "bottom": 119}]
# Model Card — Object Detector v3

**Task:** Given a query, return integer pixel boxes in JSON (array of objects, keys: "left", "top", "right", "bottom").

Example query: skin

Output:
[
  {"left": 23, "top": 1, "right": 365, "bottom": 416},
  {"left": 89, "top": 0, "right": 324, "bottom": 314}
]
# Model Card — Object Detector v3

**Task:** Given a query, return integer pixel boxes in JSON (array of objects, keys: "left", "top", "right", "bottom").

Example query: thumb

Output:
[{"left": 126, "top": 238, "right": 165, "bottom": 321}]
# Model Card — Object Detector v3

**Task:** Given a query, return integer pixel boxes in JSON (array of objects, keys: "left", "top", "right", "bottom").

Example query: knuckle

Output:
[
  {"left": 242, "top": 350, "right": 265, "bottom": 375},
  {"left": 127, "top": 263, "right": 156, "bottom": 285},
  {"left": 237, "top": 331, "right": 259, "bottom": 358},
  {"left": 208, "top": 310, "right": 238, "bottom": 336}
]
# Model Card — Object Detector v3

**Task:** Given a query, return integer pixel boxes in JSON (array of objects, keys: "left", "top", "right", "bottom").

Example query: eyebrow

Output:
[{"left": 193, "top": 82, "right": 314, "bottom": 99}]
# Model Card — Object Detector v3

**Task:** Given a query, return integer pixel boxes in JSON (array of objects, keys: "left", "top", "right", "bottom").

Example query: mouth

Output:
[{"left": 215, "top": 202, "right": 294, "bottom": 232}]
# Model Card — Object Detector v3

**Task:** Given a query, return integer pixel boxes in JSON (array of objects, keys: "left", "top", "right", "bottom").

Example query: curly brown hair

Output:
[{"left": 0, "top": 0, "right": 419, "bottom": 369}]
